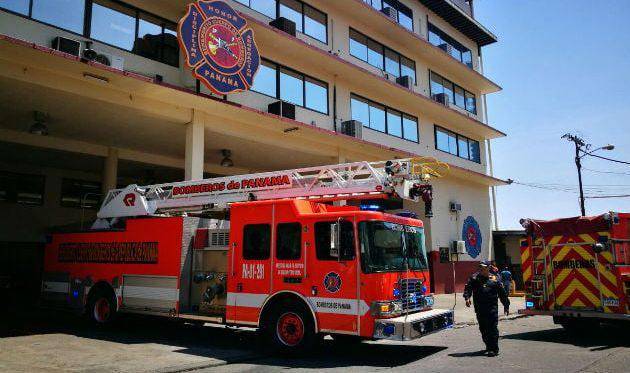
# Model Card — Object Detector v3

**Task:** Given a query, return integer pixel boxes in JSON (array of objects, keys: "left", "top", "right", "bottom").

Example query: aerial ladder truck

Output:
[{"left": 41, "top": 158, "right": 454, "bottom": 352}]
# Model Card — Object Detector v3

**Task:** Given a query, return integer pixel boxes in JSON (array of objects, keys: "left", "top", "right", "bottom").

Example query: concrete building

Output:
[{"left": 0, "top": 0, "right": 504, "bottom": 293}]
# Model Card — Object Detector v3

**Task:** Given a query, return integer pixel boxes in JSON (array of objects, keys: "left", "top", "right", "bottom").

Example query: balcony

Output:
[{"left": 418, "top": 0, "right": 497, "bottom": 46}]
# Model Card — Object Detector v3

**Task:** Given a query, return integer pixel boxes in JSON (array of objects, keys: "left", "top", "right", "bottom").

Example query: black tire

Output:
[
  {"left": 87, "top": 290, "right": 117, "bottom": 325},
  {"left": 262, "top": 299, "right": 317, "bottom": 355}
]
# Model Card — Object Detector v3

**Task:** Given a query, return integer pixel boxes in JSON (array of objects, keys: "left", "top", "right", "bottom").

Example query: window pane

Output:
[
  {"left": 367, "top": 39, "right": 383, "bottom": 69},
  {"left": 428, "top": 26, "right": 441, "bottom": 46},
  {"left": 430, "top": 72, "right": 443, "bottom": 97},
  {"left": 469, "top": 140, "right": 481, "bottom": 163},
  {"left": 462, "top": 50, "right": 472, "bottom": 68},
  {"left": 305, "top": 78, "right": 328, "bottom": 113},
  {"left": 403, "top": 115, "right": 418, "bottom": 142},
  {"left": 400, "top": 56, "right": 415, "bottom": 84},
  {"left": 17, "top": 174, "right": 45, "bottom": 205},
  {"left": 1, "top": 0, "right": 29, "bottom": 14},
  {"left": 442, "top": 78, "right": 454, "bottom": 105},
  {"left": 134, "top": 14, "right": 163, "bottom": 61},
  {"left": 162, "top": 23, "right": 179, "bottom": 67},
  {"left": 436, "top": 128, "right": 449, "bottom": 152},
  {"left": 280, "top": 68, "right": 304, "bottom": 106},
  {"left": 349, "top": 29, "right": 368, "bottom": 61},
  {"left": 251, "top": 0, "right": 276, "bottom": 18},
  {"left": 384, "top": 48, "right": 400, "bottom": 77},
  {"left": 386, "top": 109, "right": 402, "bottom": 137},
  {"left": 251, "top": 61, "right": 277, "bottom": 97},
  {"left": 465, "top": 91, "right": 477, "bottom": 114},
  {"left": 32, "top": 0, "right": 85, "bottom": 34},
  {"left": 398, "top": 9, "right": 413, "bottom": 31},
  {"left": 243, "top": 224, "right": 271, "bottom": 260},
  {"left": 351, "top": 96, "right": 370, "bottom": 127},
  {"left": 450, "top": 46, "right": 462, "bottom": 61},
  {"left": 276, "top": 223, "right": 301, "bottom": 260},
  {"left": 458, "top": 137, "right": 469, "bottom": 159},
  {"left": 304, "top": 5, "right": 327, "bottom": 43},
  {"left": 60, "top": 178, "right": 102, "bottom": 209},
  {"left": 448, "top": 132, "right": 458, "bottom": 155},
  {"left": 454, "top": 86, "right": 465, "bottom": 109},
  {"left": 368, "top": 103, "right": 385, "bottom": 132},
  {"left": 279, "top": 0, "right": 303, "bottom": 33},
  {"left": 91, "top": 1, "right": 136, "bottom": 50},
  {"left": 315, "top": 221, "right": 355, "bottom": 261}
]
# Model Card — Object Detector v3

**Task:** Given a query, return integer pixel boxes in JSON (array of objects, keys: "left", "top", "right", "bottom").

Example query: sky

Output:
[{"left": 474, "top": 0, "right": 630, "bottom": 229}]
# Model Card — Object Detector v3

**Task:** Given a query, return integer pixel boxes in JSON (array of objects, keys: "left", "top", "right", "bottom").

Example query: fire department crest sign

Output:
[
  {"left": 462, "top": 216, "right": 482, "bottom": 258},
  {"left": 323, "top": 272, "right": 342, "bottom": 293},
  {"left": 178, "top": 0, "right": 260, "bottom": 95}
]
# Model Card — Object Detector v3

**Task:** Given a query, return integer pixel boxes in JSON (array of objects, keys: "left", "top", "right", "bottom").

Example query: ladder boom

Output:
[{"left": 96, "top": 158, "right": 448, "bottom": 220}]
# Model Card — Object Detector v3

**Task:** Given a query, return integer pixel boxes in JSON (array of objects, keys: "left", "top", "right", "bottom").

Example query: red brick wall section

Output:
[{"left": 428, "top": 251, "right": 480, "bottom": 294}]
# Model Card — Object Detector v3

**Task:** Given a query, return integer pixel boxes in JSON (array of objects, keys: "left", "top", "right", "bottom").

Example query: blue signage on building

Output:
[{"left": 462, "top": 216, "right": 482, "bottom": 258}]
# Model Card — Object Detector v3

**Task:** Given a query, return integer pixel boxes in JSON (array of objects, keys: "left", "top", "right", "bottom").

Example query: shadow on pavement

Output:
[
  {"left": 448, "top": 349, "right": 487, "bottom": 358},
  {"left": 1, "top": 307, "right": 446, "bottom": 369},
  {"left": 502, "top": 323, "right": 630, "bottom": 351}
]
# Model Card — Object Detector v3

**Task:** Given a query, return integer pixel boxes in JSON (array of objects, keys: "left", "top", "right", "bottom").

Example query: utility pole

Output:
[{"left": 562, "top": 134, "right": 615, "bottom": 217}]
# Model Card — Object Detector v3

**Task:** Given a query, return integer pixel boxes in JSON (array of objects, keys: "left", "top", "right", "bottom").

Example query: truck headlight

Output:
[
  {"left": 424, "top": 295, "right": 434, "bottom": 307},
  {"left": 371, "top": 301, "right": 402, "bottom": 318}
]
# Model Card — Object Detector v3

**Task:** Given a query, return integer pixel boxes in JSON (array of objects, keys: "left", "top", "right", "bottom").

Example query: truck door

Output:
[
  {"left": 226, "top": 203, "right": 273, "bottom": 325},
  {"left": 306, "top": 218, "right": 360, "bottom": 335}
]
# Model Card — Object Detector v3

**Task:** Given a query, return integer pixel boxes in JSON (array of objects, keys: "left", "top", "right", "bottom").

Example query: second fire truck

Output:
[{"left": 41, "top": 158, "right": 454, "bottom": 352}]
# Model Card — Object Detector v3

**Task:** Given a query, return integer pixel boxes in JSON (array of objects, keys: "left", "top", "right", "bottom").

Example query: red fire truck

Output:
[
  {"left": 519, "top": 213, "right": 630, "bottom": 329},
  {"left": 41, "top": 158, "right": 454, "bottom": 352}
]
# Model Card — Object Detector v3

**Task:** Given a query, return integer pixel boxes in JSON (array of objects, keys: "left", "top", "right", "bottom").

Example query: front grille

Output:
[{"left": 399, "top": 278, "right": 428, "bottom": 312}]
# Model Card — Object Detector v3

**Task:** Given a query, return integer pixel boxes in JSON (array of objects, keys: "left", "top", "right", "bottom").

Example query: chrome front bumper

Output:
[{"left": 373, "top": 308, "right": 454, "bottom": 341}]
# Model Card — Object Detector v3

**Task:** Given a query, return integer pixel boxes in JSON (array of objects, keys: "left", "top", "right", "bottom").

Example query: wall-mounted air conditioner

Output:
[
  {"left": 451, "top": 240, "right": 466, "bottom": 254},
  {"left": 381, "top": 7, "right": 398, "bottom": 21},
  {"left": 269, "top": 17, "right": 296, "bottom": 37},
  {"left": 432, "top": 92, "right": 450, "bottom": 106},
  {"left": 268, "top": 101, "right": 296, "bottom": 120},
  {"left": 51, "top": 36, "right": 81, "bottom": 57},
  {"left": 396, "top": 75, "right": 413, "bottom": 89},
  {"left": 340, "top": 120, "right": 363, "bottom": 139},
  {"left": 449, "top": 202, "right": 462, "bottom": 213},
  {"left": 83, "top": 42, "right": 124, "bottom": 70}
]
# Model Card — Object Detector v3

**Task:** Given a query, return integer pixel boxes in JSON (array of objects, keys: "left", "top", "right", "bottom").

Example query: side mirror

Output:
[{"left": 329, "top": 221, "right": 340, "bottom": 259}]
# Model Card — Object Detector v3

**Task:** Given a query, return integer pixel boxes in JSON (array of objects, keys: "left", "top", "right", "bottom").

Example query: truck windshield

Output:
[{"left": 358, "top": 221, "right": 428, "bottom": 273}]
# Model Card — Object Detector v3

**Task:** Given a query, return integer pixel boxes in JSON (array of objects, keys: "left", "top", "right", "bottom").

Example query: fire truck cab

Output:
[{"left": 41, "top": 159, "right": 454, "bottom": 352}]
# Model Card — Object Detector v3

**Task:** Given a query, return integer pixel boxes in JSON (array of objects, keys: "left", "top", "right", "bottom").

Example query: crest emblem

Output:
[
  {"left": 178, "top": 1, "right": 260, "bottom": 95},
  {"left": 462, "top": 216, "right": 482, "bottom": 258},
  {"left": 323, "top": 272, "right": 342, "bottom": 293}
]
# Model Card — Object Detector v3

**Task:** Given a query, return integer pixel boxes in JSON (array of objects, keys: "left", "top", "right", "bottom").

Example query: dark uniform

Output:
[{"left": 463, "top": 271, "right": 510, "bottom": 354}]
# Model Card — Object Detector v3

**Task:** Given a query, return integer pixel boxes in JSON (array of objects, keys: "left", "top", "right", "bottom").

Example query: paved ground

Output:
[
  {"left": 1, "top": 306, "right": 628, "bottom": 373},
  {"left": 432, "top": 293, "right": 525, "bottom": 325}
]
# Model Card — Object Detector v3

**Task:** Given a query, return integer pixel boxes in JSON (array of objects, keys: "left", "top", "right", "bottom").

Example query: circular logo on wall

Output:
[
  {"left": 462, "top": 216, "right": 482, "bottom": 258},
  {"left": 323, "top": 272, "right": 342, "bottom": 293},
  {"left": 178, "top": 0, "right": 260, "bottom": 95}
]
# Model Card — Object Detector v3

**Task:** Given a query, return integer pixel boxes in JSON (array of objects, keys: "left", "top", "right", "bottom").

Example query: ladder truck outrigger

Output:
[{"left": 41, "top": 158, "right": 455, "bottom": 352}]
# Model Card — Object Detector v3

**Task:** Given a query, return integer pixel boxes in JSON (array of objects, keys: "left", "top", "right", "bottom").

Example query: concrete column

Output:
[
  {"left": 102, "top": 147, "right": 118, "bottom": 194},
  {"left": 185, "top": 110, "right": 205, "bottom": 180}
]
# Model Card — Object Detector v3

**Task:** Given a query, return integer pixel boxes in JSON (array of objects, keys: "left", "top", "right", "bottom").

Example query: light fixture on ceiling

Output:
[
  {"left": 29, "top": 111, "right": 49, "bottom": 136},
  {"left": 220, "top": 149, "right": 234, "bottom": 167}
]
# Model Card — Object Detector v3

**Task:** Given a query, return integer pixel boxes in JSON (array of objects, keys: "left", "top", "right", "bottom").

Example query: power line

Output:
[
  {"left": 583, "top": 168, "right": 630, "bottom": 176},
  {"left": 588, "top": 153, "right": 630, "bottom": 165},
  {"left": 585, "top": 194, "right": 630, "bottom": 199}
]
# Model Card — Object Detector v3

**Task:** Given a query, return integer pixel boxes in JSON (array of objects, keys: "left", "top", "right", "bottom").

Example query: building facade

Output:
[{"left": 0, "top": 0, "right": 504, "bottom": 293}]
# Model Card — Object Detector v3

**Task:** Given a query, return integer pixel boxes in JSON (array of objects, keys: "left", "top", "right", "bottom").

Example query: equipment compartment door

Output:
[{"left": 550, "top": 242, "right": 603, "bottom": 310}]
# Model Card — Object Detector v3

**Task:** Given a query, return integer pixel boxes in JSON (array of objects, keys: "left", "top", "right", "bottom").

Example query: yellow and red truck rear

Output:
[{"left": 520, "top": 212, "right": 629, "bottom": 325}]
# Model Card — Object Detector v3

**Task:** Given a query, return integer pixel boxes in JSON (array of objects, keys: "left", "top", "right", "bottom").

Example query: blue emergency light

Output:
[
  {"left": 360, "top": 204, "right": 383, "bottom": 211},
  {"left": 525, "top": 301, "right": 534, "bottom": 308}
]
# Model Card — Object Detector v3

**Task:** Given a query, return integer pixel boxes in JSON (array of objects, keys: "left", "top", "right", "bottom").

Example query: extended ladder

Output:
[{"left": 96, "top": 157, "right": 448, "bottom": 221}]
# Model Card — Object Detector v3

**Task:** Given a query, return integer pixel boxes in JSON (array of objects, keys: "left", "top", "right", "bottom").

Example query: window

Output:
[
  {"left": 60, "top": 178, "right": 102, "bottom": 209},
  {"left": 32, "top": 0, "right": 85, "bottom": 34},
  {"left": 364, "top": 0, "right": 413, "bottom": 31},
  {"left": 243, "top": 224, "right": 271, "bottom": 260},
  {"left": 251, "top": 60, "right": 277, "bottom": 97},
  {"left": 430, "top": 71, "right": 477, "bottom": 114},
  {"left": 0, "top": 0, "right": 29, "bottom": 15},
  {"left": 349, "top": 29, "right": 415, "bottom": 84},
  {"left": 315, "top": 220, "right": 355, "bottom": 261},
  {"left": 435, "top": 126, "right": 481, "bottom": 163},
  {"left": 252, "top": 59, "right": 329, "bottom": 114},
  {"left": 237, "top": 0, "right": 327, "bottom": 43},
  {"left": 0, "top": 171, "right": 45, "bottom": 206},
  {"left": 428, "top": 23, "right": 473, "bottom": 68},
  {"left": 350, "top": 93, "right": 418, "bottom": 142},
  {"left": 91, "top": 1, "right": 136, "bottom": 50},
  {"left": 276, "top": 223, "right": 301, "bottom": 260}
]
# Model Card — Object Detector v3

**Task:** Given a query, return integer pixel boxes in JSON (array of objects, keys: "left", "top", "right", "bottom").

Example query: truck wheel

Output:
[
  {"left": 88, "top": 292, "right": 116, "bottom": 325},
  {"left": 264, "top": 300, "right": 317, "bottom": 354}
]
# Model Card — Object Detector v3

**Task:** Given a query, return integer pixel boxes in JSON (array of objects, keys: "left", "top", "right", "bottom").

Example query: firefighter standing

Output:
[{"left": 464, "top": 261, "right": 510, "bottom": 357}]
